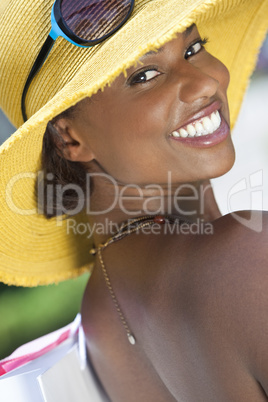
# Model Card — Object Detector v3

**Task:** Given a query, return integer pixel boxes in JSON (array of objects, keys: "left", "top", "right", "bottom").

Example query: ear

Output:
[{"left": 53, "top": 118, "right": 95, "bottom": 162}]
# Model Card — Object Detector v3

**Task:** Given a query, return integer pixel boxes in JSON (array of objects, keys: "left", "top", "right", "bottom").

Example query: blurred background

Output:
[
  {"left": 212, "top": 35, "right": 268, "bottom": 213},
  {"left": 0, "top": 35, "right": 268, "bottom": 359}
]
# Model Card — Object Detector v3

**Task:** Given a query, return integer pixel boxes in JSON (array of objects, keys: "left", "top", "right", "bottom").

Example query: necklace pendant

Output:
[
  {"left": 128, "top": 333, "right": 136, "bottom": 345},
  {"left": 153, "top": 215, "right": 166, "bottom": 224}
]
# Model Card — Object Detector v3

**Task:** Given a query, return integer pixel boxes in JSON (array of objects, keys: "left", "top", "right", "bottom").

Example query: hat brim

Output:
[{"left": 0, "top": 0, "right": 267, "bottom": 286}]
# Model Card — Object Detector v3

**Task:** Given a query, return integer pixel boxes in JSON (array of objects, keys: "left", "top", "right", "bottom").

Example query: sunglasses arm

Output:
[{"left": 21, "top": 33, "right": 55, "bottom": 122}]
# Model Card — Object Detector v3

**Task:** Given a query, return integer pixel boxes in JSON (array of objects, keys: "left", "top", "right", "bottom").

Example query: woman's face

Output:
[{"left": 68, "top": 25, "right": 234, "bottom": 185}]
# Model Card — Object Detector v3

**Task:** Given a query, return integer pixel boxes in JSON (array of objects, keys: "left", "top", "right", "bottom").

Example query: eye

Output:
[
  {"left": 128, "top": 69, "right": 160, "bottom": 85},
  {"left": 185, "top": 38, "right": 208, "bottom": 60}
]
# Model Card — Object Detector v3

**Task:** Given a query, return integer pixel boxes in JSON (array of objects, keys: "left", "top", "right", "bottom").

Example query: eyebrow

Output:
[
  {"left": 141, "top": 24, "right": 196, "bottom": 58},
  {"left": 183, "top": 23, "right": 195, "bottom": 38},
  {"left": 141, "top": 47, "right": 164, "bottom": 58}
]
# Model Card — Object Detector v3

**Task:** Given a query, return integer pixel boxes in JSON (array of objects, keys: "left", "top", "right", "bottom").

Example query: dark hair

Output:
[{"left": 39, "top": 107, "right": 89, "bottom": 218}]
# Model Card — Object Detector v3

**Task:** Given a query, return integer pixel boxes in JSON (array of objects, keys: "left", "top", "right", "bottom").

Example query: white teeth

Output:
[
  {"left": 186, "top": 124, "right": 196, "bottom": 137},
  {"left": 170, "top": 110, "right": 222, "bottom": 138},
  {"left": 211, "top": 111, "right": 219, "bottom": 126},
  {"left": 179, "top": 128, "right": 188, "bottom": 138},
  {"left": 195, "top": 122, "right": 204, "bottom": 136},
  {"left": 202, "top": 116, "right": 214, "bottom": 134}
]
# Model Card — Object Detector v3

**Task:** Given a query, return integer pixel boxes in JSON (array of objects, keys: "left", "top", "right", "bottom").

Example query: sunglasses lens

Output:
[{"left": 60, "top": 0, "right": 133, "bottom": 41}]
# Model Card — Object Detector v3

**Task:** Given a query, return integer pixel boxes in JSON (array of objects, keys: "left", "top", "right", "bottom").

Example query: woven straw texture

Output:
[{"left": 0, "top": 0, "right": 267, "bottom": 286}]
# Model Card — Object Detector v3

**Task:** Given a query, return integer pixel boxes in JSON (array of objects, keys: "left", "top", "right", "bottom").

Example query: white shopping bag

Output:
[{"left": 0, "top": 315, "right": 108, "bottom": 402}]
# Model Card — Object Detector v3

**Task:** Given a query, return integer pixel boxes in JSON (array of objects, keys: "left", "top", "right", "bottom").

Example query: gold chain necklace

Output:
[{"left": 90, "top": 215, "right": 178, "bottom": 345}]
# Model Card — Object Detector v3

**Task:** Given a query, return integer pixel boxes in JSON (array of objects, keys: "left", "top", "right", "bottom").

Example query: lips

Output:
[{"left": 169, "top": 101, "right": 230, "bottom": 148}]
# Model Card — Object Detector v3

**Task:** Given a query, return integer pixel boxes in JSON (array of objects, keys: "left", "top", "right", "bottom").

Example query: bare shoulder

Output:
[
  {"left": 202, "top": 210, "right": 268, "bottom": 270},
  {"left": 162, "top": 210, "right": 268, "bottom": 279},
  {"left": 165, "top": 210, "right": 268, "bottom": 394},
  {"left": 204, "top": 210, "right": 268, "bottom": 292},
  {"left": 146, "top": 210, "right": 268, "bottom": 288},
  {"left": 119, "top": 211, "right": 268, "bottom": 397},
  {"left": 213, "top": 211, "right": 268, "bottom": 380}
]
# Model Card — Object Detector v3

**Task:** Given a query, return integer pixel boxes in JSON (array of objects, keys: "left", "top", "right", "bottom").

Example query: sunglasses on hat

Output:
[{"left": 21, "top": 0, "right": 135, "bottom": 122}]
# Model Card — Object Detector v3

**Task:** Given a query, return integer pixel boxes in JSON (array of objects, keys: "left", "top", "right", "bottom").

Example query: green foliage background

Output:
[{"left": 0, "top": 273, "right": 89, "bottom": 359}]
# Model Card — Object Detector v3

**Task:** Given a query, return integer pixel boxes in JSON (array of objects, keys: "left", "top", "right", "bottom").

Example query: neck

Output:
[{"left": 86, "top": 172, "right": 221, "bottom": 245}]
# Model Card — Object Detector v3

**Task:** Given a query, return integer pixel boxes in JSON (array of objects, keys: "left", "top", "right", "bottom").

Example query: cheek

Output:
[
  {"left": 85, "top": 103, "right": 170, "bottom": 182},
  {"left": 97, "top": 92, "right": 169, "bottom": 142}
]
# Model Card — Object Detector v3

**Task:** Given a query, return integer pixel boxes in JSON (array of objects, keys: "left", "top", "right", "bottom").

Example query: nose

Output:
[{"left": 178, "top": 62, "right": 219, "bottom": 104}]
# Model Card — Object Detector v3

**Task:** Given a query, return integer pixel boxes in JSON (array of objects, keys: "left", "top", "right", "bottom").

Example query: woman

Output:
[{"left": 0, "top": 0, "right": 267, "bottom": 401}]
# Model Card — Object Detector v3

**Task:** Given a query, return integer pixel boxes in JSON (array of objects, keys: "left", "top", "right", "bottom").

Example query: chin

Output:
[
  {"left": 208, "top": 152, "right": 235, "bottom": 180},
  {"left": 204, "top": 135, "right": 236, "bottom": 178}
]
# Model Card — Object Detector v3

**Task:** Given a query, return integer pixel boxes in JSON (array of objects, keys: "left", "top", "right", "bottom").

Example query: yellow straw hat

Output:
[{"left": 0, "top": 0, "right": 267, "bottom": 286}]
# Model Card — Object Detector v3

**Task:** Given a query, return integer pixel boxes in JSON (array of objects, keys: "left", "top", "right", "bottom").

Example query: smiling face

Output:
[{"left": 60, "top": 25, "right": 234, "bottom": 186}]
